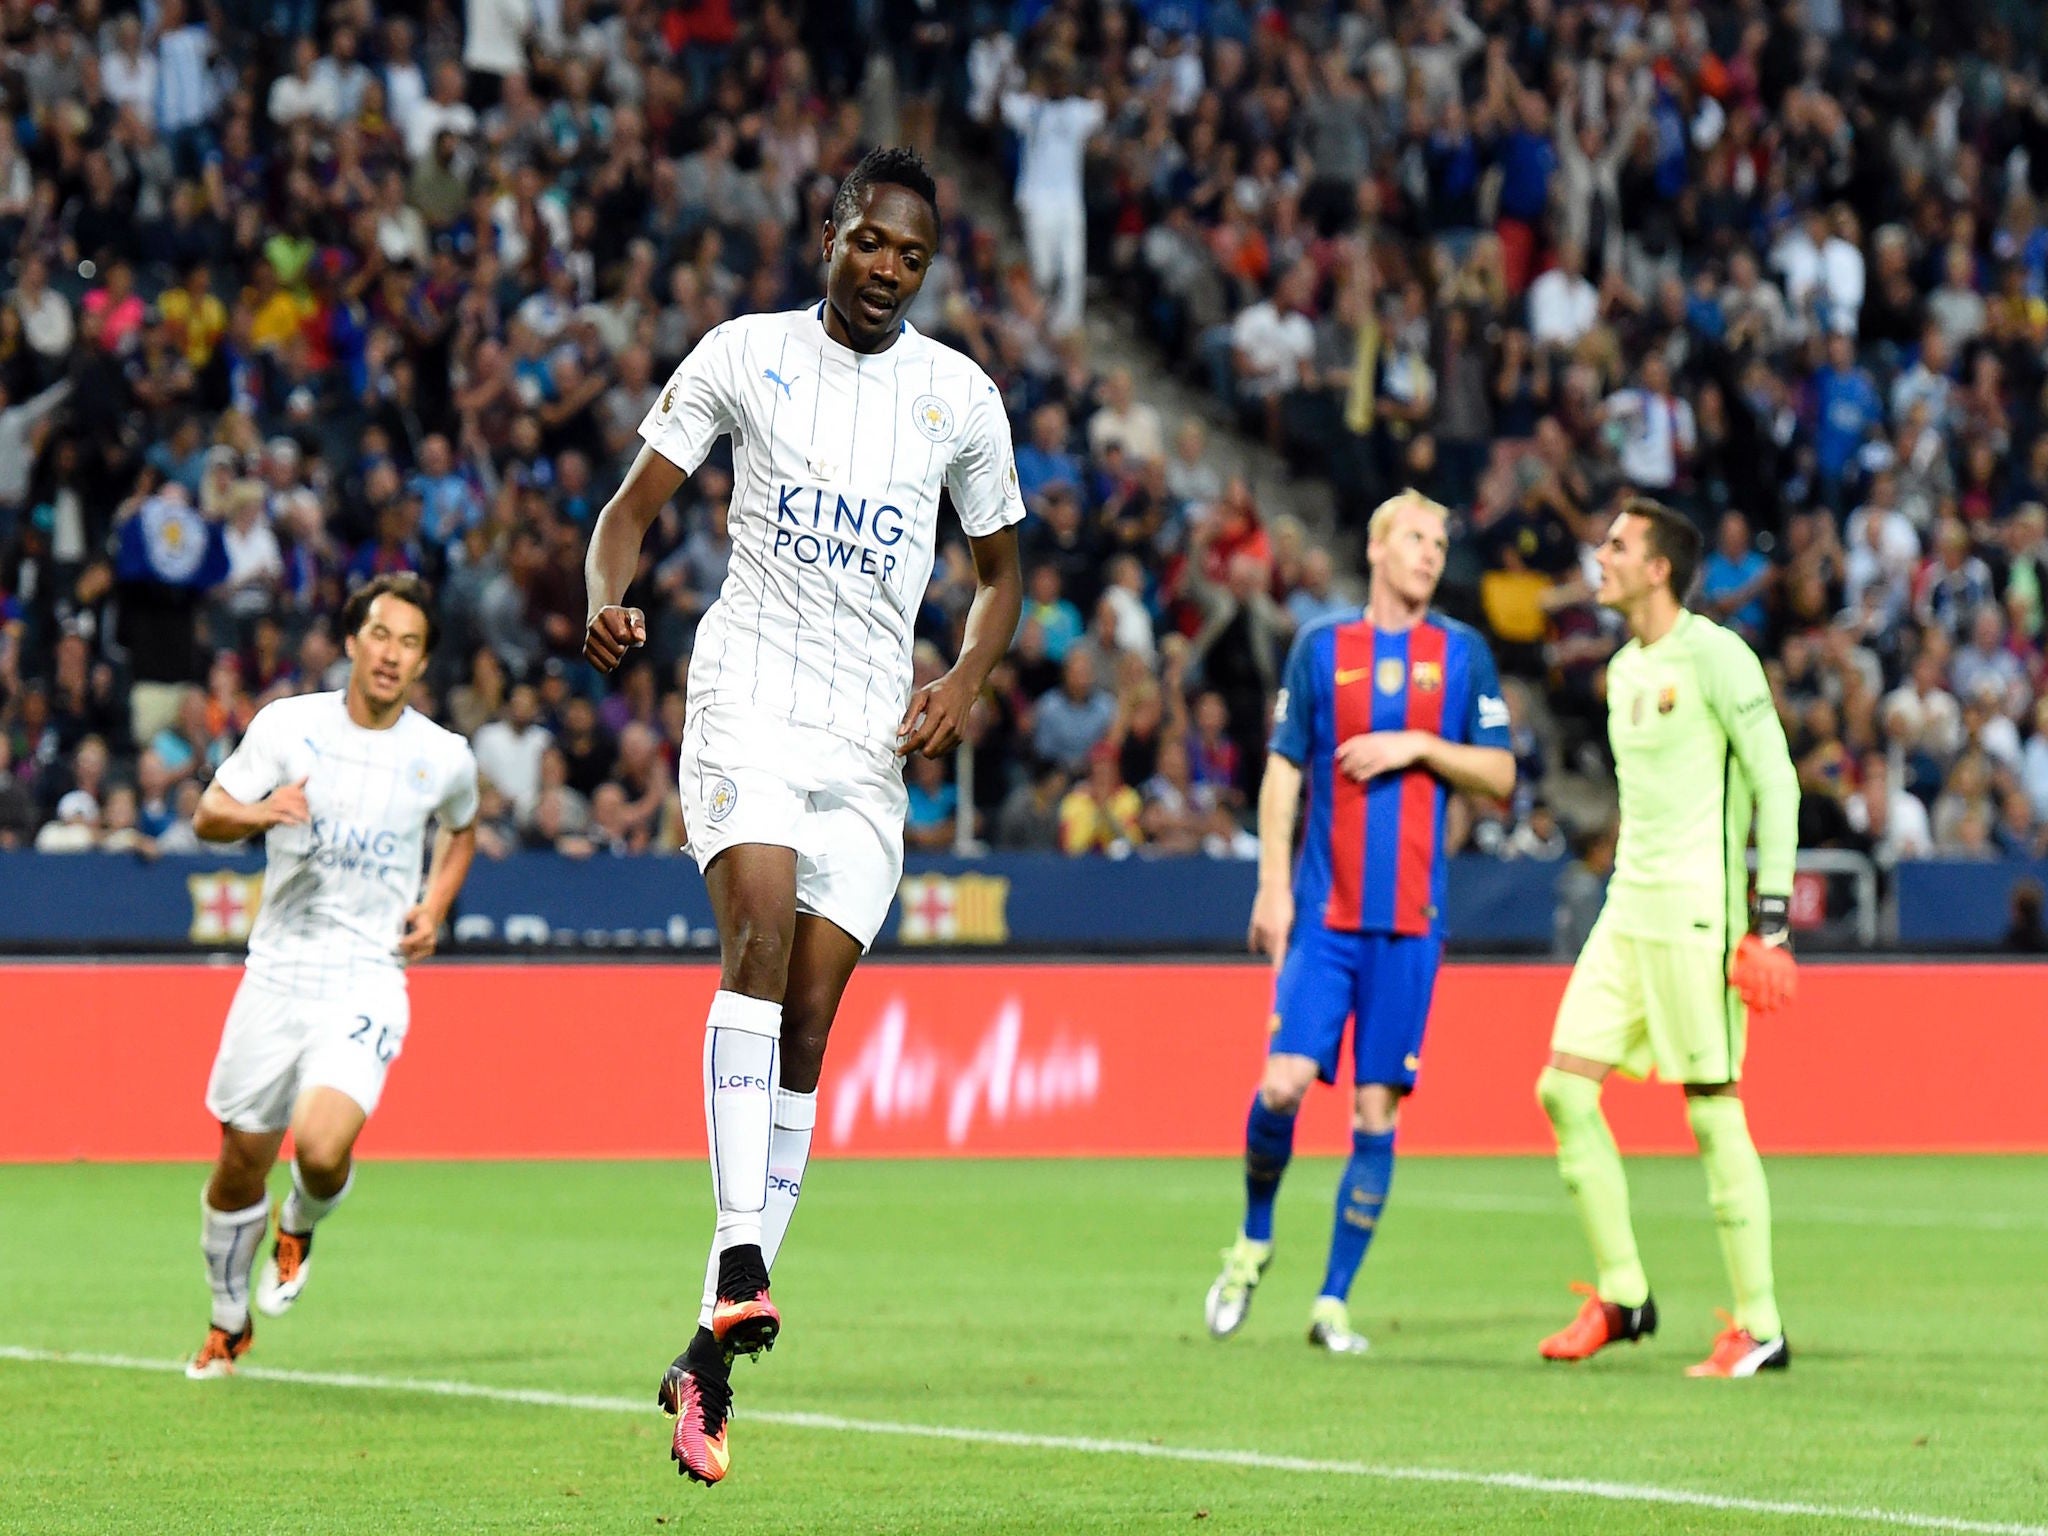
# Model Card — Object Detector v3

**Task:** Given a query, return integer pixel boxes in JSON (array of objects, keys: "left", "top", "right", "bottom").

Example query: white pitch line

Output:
[{"left": 2, "top": 1346, "right": 2041, "bottom": 1536}]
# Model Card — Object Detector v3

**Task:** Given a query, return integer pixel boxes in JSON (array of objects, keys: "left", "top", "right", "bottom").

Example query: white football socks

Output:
[
  {"left": 699, "top": 1084, "right": 816, "bottom": 1329},
  {"left": 703, "top": 989, "right": 781, "bottom": 1259},
  {"left": 762, "top": 1087, "right": 817, "bottom": 1270},
  {"left": 281, "top": 1161, "right": 353, "bottom": 1236},
  {"left": 201, "top": 1191, "right": 270, "bottom": 1333}
]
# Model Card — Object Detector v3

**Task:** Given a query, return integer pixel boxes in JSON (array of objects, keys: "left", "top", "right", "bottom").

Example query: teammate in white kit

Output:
[
  {"left": 582, "top": 148, "right": 1026, "bottom": 1485},
  {"left": 184, "top": 575, "right": 479, "bottom": 1379}
]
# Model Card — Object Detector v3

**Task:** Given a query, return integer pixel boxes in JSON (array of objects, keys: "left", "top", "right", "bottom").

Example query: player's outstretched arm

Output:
[
  {"left": 583, "top": 442, "right": 686, "bottom": 674},
  {"left": 401, "top": 820, "right": 478, "bottom": 962},
  {"left": 898, "top": 526, "right": 1023, "bottom": 759},
  {"left": 193, "top": 777, "right": 309, "bottom": 843}
]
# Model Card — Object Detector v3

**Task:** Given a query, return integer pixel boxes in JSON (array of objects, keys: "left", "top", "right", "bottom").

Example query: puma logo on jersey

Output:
[{"left": 763, "top": 368, "right": 799, "bottom": 400}]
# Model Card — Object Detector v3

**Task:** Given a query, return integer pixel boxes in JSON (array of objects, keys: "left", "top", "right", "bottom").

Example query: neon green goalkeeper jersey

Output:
[{"left": 1600, "top": 610, "right": 1800, "bottom": 951}]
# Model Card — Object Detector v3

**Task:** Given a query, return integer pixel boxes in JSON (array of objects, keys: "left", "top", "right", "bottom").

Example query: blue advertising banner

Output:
[
  {"left": 1894, "top": 861, "right": 2048, "bottom": 945},
  {"left": 0, "top": 851, "right": 1566, "bottom": 950}
]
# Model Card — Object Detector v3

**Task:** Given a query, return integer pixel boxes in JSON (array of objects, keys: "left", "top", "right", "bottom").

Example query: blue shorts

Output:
[{"left": 1269, "top": 926, "right": 1443, "bottom": 1090}]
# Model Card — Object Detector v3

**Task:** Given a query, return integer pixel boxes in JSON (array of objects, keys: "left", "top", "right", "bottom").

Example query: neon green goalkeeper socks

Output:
[
  {"left": 1687, "top": 1094, "right": 1782, "bottom": 1341},
  {"left": 1536, "top": 1067, "right": 1649, "bottom": 1308}
]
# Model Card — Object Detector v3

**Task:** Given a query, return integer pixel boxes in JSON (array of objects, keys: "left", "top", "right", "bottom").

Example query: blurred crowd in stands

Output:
[{"left": 6, "top": 0, "right": 2048, "bottom": 888}]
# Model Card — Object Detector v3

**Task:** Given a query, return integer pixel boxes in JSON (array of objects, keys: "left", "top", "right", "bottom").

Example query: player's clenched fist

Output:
[
  {"left": 398, "top": 903, "right": 443, "bottom": 962},
  {"left": 1248, "top": 882, "right": 1293, "bottom": 965},
  {"left": 584, "top": 605, "right": 647, "bottom": 673}
]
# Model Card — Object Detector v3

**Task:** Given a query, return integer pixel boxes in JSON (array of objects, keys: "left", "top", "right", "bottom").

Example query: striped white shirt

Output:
[
  {"left": 214, "top": 693, "right": 479, "bottom": 997},
  {"left": 640, "top": 303, "right": 1027, "bottom": 754}
]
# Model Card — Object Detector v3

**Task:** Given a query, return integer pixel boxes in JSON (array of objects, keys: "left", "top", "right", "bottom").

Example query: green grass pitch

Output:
[{"left": 3, "top": 1155, "right": 2045, "bottom": 1534}]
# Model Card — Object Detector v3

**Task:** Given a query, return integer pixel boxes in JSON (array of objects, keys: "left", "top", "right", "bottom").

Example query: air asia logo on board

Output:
[{"left": 828, "top": 997, "right": 1101, "bottom": 1148}]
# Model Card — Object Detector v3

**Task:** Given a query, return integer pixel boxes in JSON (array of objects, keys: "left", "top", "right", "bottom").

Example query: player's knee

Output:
[
  {"left": 293, "top": 1139, "right": 352, "bottom": 1190},
  {"left": 1258, "top": 1063, "right": 1312, "bottom": 1116},
  {"left": 1535, "top": 1065, "right": 1594, "bottom": 1127},
  {"left": 777, "top": 1007, "right": 829, "bottom": 1094}
]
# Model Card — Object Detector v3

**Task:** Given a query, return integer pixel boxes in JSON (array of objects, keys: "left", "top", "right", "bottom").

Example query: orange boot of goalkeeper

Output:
[
  {"left": 1687, "top": 1313, "right": 1790, "bottom": 1377},
  {"left": 1539, "top": 1283, "right": 1659, "bottom": 1360}
]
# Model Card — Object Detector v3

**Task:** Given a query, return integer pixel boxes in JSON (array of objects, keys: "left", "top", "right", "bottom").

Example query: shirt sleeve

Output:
[
  {"left": 945, "top": 380, "right": 1028, "bottom": 537},
  {"left": 212, "top": 703, "right": 287, "bottom": 804},
  {"left": 1268, "top": 627, "right": 1322, "bottom": 766},
  {"left": 1700, "top": 627, "right": 1800, "bottom": 900},
  {"left": 639, "top": 323, "right": 739, "bottom": 476},
  {"left": 1460, "top": 634, "right": 1513, "bottom": 750},
  {"left": 437, "top": 744, "right": 481, "bottom": 830},
  {"left": 1000, "top": 92, "right": 1037, "bottom": 133}
]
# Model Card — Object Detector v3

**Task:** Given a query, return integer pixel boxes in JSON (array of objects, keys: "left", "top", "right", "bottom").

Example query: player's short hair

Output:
[
  {"left": 830, "top": 147, "right": 940, "bottom": 230},
  {"left": 1366, "top": 488, "right": 1450, "bottom": 544},
  {"left": 341, "top": 573, "right": 440, "bottom": 653},
  {"left": 1621, "top": 497, "right": 1704, "bottom": 603}
]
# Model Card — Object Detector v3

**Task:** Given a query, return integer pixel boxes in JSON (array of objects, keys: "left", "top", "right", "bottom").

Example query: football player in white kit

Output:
[
  {"left": 583, "top": 148, "right": 1026, "bottom": 1484},
  {"left": 184, "top": 575, "right": 479, "bottom": 1378}
]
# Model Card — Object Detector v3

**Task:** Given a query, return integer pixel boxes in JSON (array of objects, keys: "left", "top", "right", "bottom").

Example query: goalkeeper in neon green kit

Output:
[{"left": 1537, "top": 498, "right": 1799, "bottom": 1378}]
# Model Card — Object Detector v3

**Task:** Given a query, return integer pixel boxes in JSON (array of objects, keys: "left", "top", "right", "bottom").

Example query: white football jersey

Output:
[
  {"left": 213, "top": 692, "right": 480, "bottom": 995},
  {"left": 640, "top": 303, "right": 1027, "bottom": 752}
]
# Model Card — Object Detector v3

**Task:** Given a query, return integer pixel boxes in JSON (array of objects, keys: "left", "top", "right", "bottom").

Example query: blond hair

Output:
[{"left": 1366, "top": 488, "right": 1450, "bottom": 544}]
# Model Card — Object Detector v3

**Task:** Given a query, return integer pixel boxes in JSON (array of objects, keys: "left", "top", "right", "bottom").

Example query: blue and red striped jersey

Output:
[{"left": 1269, "top": 610, "right": 1511, "bottom": 939}]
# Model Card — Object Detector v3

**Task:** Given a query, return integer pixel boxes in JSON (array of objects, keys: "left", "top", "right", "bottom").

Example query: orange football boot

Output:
[
  {"left": 1686, "top": 1313, "right": 1790, "bottom": 1377},
  {"left": 659, "top": 1355, "right": 735, "bottom": 1485},
  {"left": 185, "top": 1320, "right": 254, "bottom": 1379},
  {"left": 1538, "top": 1282, "right": 1659, "bottom": 1361}
]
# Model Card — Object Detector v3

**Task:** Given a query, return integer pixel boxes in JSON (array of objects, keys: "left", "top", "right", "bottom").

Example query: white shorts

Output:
[
  {"left": 204, "top": 973, "right": 410, "bottom": 1133},
  {"left": 676, "top": 704, "right": 907, "bottom": 951}
]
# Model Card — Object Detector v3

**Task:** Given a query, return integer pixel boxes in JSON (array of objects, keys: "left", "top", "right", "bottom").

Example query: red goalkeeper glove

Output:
[{"left": 1728, "top": 894, "right": 1797, "bottom": 1014}]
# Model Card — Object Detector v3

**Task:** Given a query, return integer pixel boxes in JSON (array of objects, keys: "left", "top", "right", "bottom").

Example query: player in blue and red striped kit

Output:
[{"left": 1204, "top": 492, "right": 1515, "bottom": 1353}]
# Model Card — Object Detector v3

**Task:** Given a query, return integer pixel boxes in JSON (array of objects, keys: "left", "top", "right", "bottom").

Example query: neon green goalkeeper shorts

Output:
[{"left": 1550, "top": 916, "right": 1747, "bottom": 1085}]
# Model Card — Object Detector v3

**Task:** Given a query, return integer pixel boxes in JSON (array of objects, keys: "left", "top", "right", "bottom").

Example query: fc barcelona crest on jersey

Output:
[
  {"left": 912, "top": 393, "right": 955, "bottom": 442},
  {"left": 1376, "top": 658, "right": 1405, "bottom": 694},
  {"left": 1658, "top": 684, "right": 1678, "bottom": 714},
  {"left": 1411, "top": 660, "right": 1442, "bottom": 692}
]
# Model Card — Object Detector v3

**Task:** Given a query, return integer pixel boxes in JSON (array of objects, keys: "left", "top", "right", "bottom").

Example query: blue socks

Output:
[
  {"left": 1319, "top": 1129, "right": 1396, "bottom": 1302},
  {"left": 1241, "top": 1095, "right": 1297, "bottom": 1242}
]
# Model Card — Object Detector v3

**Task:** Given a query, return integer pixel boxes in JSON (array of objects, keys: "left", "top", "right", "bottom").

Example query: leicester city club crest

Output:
[
  {"left": 707, "top": 776, "right": 738, "bottom": 823},
  {"left": 406, "top": 757, "right": 434, "bottom": 796},
  {"left": 912, "top": 393, "right": 955, "bottom": 442}
]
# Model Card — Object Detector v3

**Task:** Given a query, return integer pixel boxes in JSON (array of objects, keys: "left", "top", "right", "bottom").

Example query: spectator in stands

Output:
[
  {"left": 473, "top": 684, "right": 551, "bottom": 821},
  {"left": 1032, "top": 648, "right": 1115, "bottom": 776},
  {"left": 905, "top": 754, "right": 959, "bottom": 853},
  {"left": 1019, "top": 564, "right": 1084, "bottom": 665},
  {"left": 1001, "top": 58, "right": 1103, "bottom": 337},
  {"left": 0, "top": 735, "right": 35, "bottom": 848},
  {"left": 994, "top": 760, "right": 1068, "bottom": 853},
  {"left": 1527, "top": 242, "right": 1597, "bottom": 352},
  {"left": 1058, "top": 741, "right": 1142, "bottom": 857},
  {"left": 35, "top": 789, "right": 99, "bottom": 852},
  {"left": 1700, "top": 513, "right": 1772, "bottom": 647}
]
